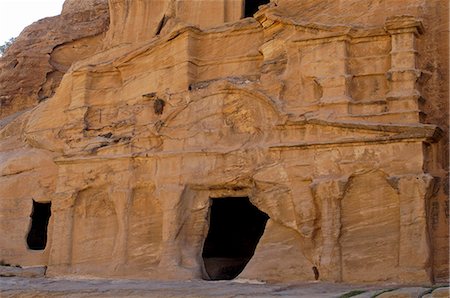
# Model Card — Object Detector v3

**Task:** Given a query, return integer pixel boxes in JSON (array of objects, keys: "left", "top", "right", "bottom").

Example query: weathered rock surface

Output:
[
  {"left": 353, "top": 286, "right": 449, "bottom": 298},
  {"left": 0, "top": 0, "right": 448, "bottom": 285},
  {"left": 1, "top": 277, "right": 448, "bottom": 298},
  {"left": 376, "top": 287, "right": 439, "bottom": 298},
  {"left": 0, "top": 277, "right": 435, "bottom": 298},
  {"left": 0, "top": 265, "right": 46, "bottom": 278},
  {"left": 0, "top": 0, "right": 109, "bottom": 117},
  {"left": 426, "top": 287, "right": 450, "bottom": 298}
]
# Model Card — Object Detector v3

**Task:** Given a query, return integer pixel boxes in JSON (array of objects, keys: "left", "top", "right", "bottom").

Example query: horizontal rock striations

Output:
[{"left": 0, "top": 0, "right": 448, "bottom": 284}]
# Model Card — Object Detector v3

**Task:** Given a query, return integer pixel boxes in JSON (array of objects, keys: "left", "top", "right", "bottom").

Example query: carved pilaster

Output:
[
  {"left": 389, "top": 174, "right": 435, "bottom": 283},
  {"left": 47, "top": 192, "right": 77, "bottom": 275},
  {"left": 108, "top": 187, "right": 132, "bottom": 271},
  {"left": 68, "top": 70, "right": 92, "bottom": 110},
  {"left": 156, "top": 184, "right": 187, "bottom": 276},
  {"left": 310, "top": 177, "right": 348, "bottom": 282},
  {"left": 385, "top": 16, "right": 424, "bottom": 120},
  {"left": 317, "top": 40, "right": 352, "bottom": 107},
  {"left": 288, "top": 37, "right": 351, "bottom": 117},
  {"left": 106, "top": 159, "right": 135, "bottom": 272}
]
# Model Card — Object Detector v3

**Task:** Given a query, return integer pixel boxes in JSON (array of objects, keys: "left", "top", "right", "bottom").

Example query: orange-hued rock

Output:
[
  {"left": 0, "top": 0, "right": 109, "bottom": 117},
  {"left": 0, "top": 0, "right": 448, "bottom": 284}
]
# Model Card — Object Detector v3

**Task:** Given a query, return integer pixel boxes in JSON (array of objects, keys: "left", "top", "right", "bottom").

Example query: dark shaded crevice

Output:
[
  {"left": 202, "top": 197, "right": 269, "bottom": 280},
  {"left": 244, "top": 0, "right": 271, "bottom": 18},
  {"left": 155, "top": 15, "right": 168, "bottom": 36},
  {"left": 26, "top": 200, "right": 51, "bottom": 250},
  {"left": 313, "top": 266, "right": 320, "bottom": 280},
  {"left": 153, "top": 98, "right": 166, "bottom": 114}
]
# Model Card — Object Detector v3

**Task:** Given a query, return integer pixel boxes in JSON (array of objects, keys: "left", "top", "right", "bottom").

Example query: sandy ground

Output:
[{"left": 0, "top": 276, "right": 419, "bottom": 298}]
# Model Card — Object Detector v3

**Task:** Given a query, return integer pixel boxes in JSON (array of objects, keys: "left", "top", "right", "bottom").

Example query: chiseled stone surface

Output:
[{"left": 0, "top": 0, "right": 448, "bottom": 285}]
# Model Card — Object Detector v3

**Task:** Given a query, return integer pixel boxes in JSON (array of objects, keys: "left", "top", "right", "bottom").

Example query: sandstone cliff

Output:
[
  {"left": 0, "top": 0, "right": 448, "bottom": 284},
  {"left": 0, "top": 0, "right": 109, "bottom": 117}
]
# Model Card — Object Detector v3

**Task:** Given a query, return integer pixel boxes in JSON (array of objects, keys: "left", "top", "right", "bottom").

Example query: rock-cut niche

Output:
[
  {"left": 26, "top": 200, "right": 51, "bottom": 250},
  {"left": 202, "top": 197, "right": 269, "bottom": 280},
  {"left": 244, "top": 0, "right": 270, "bottom": 18}
]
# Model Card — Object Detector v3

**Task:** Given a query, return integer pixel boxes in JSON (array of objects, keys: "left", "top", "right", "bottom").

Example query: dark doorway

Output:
[
  {"left": 27, "top": 200, "right": 51, "bottom": 250},
  {"left": 202, "top": 197, "right": 269, "bottom": 280},
  {"left": 244, "top": 0, "right": 270, "bottom": 18}
]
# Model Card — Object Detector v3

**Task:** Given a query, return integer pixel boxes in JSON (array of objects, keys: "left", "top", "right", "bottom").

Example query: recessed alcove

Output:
[
  {"left": 202, "top": 197, "right": 269, "bottom": 280},
  {"left": 244, "top": 0, "right": 270, "bottom": 18},
  {"left": 26, "top": 200, "right": 51, "bottom": 250}
]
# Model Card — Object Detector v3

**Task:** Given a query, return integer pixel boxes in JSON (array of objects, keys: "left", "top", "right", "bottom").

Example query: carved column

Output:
[
  {"left": 107, "top": 159, "right": 135, "bottom": 272},
  {"left": 288, "top": 35, "right": 352, "bottom": 115},
  {"left": 224, "top": 0, "right": 244, "bottom": 22},
  {"left": 310, "top": 177, "right": 348, "bottom": 282},
  {"left": 68, "top": 70, "right": 91, "bottom": 110},
  {"left": 63, "top": 71, "right": 92, "bottom": 142},
  {"left": 109, "top": 187, "right": 132, "bottom": 271},
  {"left": 46, "top": 191, "right": 77, "bottom": 276},
  {"left": 177, "top": 187, "right": 211, "bottom": 278},
  {"left": 156, "top": 184, "right": 188, "bottom": 276},
  {"left": 389, "top": 174, "right": 435, "bottom": 283},
  {"left": 385, "top": 16, "right": 424, "bottom": 121},
  {"left": 317, "top": 39, "right": 352, "bottom": 107}
]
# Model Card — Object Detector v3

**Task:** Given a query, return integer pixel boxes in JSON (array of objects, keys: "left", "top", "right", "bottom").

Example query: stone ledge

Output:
[{"left": 0, "top": 265, "right": 46, "bottom": 278}]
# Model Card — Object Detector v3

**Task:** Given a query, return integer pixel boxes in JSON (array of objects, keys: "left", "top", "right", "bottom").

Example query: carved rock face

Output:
[{"left": 0, "top": 0, "right": 447, "bottom": 284}]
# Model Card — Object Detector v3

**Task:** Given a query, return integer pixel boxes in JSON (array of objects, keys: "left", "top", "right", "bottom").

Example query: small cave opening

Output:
[
  {"left": 244, "top": 0, "right": 271, "bottom": 18},
  {"left": 312, "top": 266, "right": 320, "bottom": 280},
  {"left": 202, "top": 197, "right": 269, "bottom": 280},
  {"left": 26, "top": 200, "right": 51, "bottom": 250}
]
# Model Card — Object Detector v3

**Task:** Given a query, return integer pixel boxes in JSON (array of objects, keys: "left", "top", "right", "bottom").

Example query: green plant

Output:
[
  {"left": 339, "top": 290, "right": 366, "bottom": 298},
  {"left": 0, "top": 37, "right": 16, "bottom": 56},
  {"left": 371, "top": 288, "right": 397, "bottom": 297}
]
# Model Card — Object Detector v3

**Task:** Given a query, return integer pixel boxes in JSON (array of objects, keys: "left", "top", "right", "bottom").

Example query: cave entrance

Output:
[
  {"left": 244, "top": 0, "right": 270, "bottom": 18},
  {"left": 26, "top": 200, "right": 51, "bottom": 250},
  {"left": 202, "top": 197, "right": 269, "bottom": 280}
]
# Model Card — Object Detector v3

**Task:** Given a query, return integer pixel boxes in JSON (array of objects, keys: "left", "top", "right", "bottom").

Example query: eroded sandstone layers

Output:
[{"left": 0, "top": 0, "right": 448, "bottom": 284}]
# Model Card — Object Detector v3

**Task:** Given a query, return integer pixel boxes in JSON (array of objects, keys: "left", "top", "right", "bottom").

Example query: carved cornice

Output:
[
  {"left": 255, "top": 11, "right": 423, "bottom": 40},
  {"left": 384, "top": 15, "right": 424, "bottom": 35}
]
